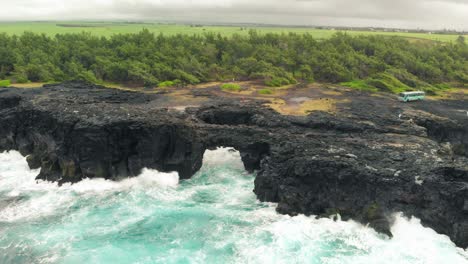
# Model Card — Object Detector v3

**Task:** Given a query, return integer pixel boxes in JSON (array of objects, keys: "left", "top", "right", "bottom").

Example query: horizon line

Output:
[{"left": 0, "top": 19, "right": 466, "bottom": 33}]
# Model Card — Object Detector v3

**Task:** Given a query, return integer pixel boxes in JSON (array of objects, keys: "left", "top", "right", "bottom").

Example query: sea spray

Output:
[{"left": 0, "top": 149, "right": 467, "bottom": 264}]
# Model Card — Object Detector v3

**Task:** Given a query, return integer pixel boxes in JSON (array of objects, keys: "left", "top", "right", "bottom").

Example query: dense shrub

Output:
[
  {"left": 265, "top": 77, "right": 291, "bottom": 87},
  {"left": 77, "top": 70, "right": 99, "bottom": 84},
  {"left": 158, "top": 81, "right": 175, "bottom": 87}
]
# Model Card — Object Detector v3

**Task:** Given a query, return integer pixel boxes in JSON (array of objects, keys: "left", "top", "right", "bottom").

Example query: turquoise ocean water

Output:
[{"left": 0, "top": 148, "right": 467, "bottom": 264}]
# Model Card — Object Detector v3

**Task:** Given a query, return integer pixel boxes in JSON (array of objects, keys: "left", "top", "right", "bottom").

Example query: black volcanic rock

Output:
[{"left": 0, "top": 81, "right": 467, "bottom": 248}]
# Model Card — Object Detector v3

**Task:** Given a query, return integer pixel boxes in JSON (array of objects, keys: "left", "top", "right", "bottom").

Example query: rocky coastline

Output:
[{"left": 0, "top": 81, "right": 467, "bottom": 248}]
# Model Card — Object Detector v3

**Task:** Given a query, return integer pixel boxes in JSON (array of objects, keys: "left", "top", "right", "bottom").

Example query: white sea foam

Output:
[
  {"left": 234, "top": 213, "right": 468, "bottom": 263},
  {"left": 202, "top": 147, "right": 245, "bottom": 168},
  {"left": 0, "top": 151, "right": 43, "bottom": 193},
  {"left": 0, "top": 147, "right": 239, "bottom": 194},
  {"left": 0, "top": 149, "right": 467, "bottom": 263},
  {"left": 0, "top": 151, "right": 179, "bottom": 222},
  {"left": 62, "top": 168, "right": 180, "bottom": 194},
  {"left": 0, "top": 150, "right": 180, "bottom": 191}
]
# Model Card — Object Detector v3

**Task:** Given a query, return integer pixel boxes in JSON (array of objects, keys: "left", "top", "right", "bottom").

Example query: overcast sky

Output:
[{"left": 0, "top": 0, "right": 467, "bottom": 30}]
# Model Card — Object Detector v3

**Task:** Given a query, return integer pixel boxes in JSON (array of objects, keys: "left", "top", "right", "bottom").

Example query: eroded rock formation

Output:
[{"left": 0, "top": 82, "right": 467, "bottom": 248}]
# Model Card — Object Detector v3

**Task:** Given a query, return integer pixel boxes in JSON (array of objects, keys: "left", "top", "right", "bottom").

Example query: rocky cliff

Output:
[{"left": 0, "top": 82, "right": 467, "bottom": 248}]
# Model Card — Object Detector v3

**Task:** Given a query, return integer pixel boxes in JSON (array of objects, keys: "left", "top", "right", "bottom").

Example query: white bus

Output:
[{"left": 398, "top": 91, "right": 425, "bottom": 102}]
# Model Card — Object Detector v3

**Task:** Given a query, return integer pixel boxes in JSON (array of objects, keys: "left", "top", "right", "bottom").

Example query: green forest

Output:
[{"left": 0, "top": 29, "right": 466, "bottom": 93}]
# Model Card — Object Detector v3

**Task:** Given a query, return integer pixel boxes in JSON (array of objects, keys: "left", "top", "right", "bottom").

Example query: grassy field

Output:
[{"left": 0, "top": 21, "right": 465, "bottom": 42}]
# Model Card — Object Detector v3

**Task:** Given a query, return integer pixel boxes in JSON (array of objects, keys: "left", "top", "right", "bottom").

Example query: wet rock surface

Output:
[{"left": 0, "top": 81, "right": 467, "bottom": 248}]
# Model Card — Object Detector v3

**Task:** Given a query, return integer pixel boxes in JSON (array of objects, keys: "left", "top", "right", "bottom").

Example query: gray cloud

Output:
[{"left": 0, "top": 0, "right": 467, "bottom": 30}]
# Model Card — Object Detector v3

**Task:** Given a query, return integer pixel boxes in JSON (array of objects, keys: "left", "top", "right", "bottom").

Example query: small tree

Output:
[{"left": 299, "top": 65, "right": 313, "bottom": 82}]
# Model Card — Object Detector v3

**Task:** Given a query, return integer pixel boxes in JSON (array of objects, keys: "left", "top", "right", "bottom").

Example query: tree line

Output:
[{"left": 0, "top": 29, "right": 466, "bottom": 92}]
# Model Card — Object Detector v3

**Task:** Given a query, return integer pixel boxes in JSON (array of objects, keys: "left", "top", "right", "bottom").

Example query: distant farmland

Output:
[{"left": 0, "top": 21, "right": 465, "bottom": 42}]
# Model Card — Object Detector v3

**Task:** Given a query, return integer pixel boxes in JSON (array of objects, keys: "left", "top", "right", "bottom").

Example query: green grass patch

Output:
[
  {"left": 158, "top": 80, "right": 176, "bottom": 88},
  {"left": 422, "top": 83, "right": 456, "bottom": 95},
  {"left": 433, "top": 83, "right": 452, "bottom": 90},
  {"left": 258, "top": 89, "right": 273, "bottom": 95},
  {"left": 221, "top": 83, "right": 241, "bottom": 92},
  {"left": 341, "top": 70, "right": 445, "bottom": 94},
  {"left": 0, "top": 80, "right": 11, "bottom": 87},
  {"left": 341, "top": 74, "right": 408, "bottom": 94},
  {"left": 385, "top": 68, "right": 432, "bottom": 89},
  {"left": 365, "top": 73, "right": 410, "bottom": 94}
]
